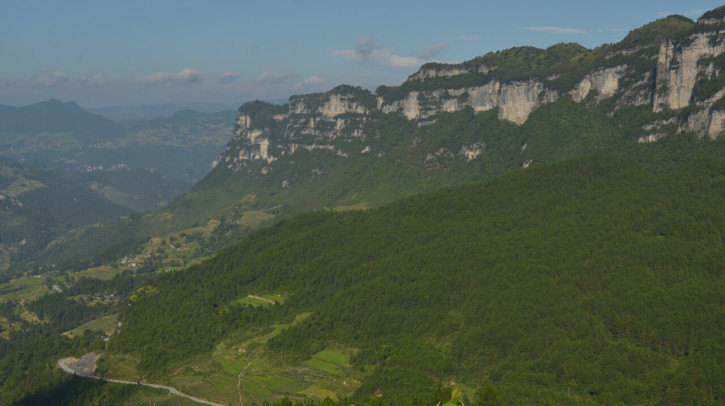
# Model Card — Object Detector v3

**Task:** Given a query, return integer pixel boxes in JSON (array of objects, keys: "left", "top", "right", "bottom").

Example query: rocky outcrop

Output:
[
  {"left": 379, "top": 92, "right": 421, "bottom": 120},
  {"left": 379, "top": 80, "right": 557, "bottom": 124},
  {"left": 228, "top": 121, "right": 277, "bottom": 165},
  {"left": 653, "top": 33, "right": 725, "bottom": 112},
  {"left": 571, "top": 66, "right": 626, "bottom": 102},
  {"left": 290, "top": 92, "right": 370, "bottom": 118},
  {"left": 409, "top": 65, "right": 471, "bottom": 81},
  {"left": 685, "top": 109, "right": 725, "bottom": 139}
]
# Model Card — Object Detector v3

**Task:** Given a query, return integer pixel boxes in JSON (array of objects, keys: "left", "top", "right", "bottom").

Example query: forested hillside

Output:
[
  {"left": 80, "top": 154, "right": 724, "bottom": 405},
  {"left": 0, "top": 159, "right": 133, "bottom": 268}
]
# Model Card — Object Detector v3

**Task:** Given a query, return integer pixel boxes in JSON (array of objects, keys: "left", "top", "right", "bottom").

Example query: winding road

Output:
[{"left": 58, "top": 357, "right": 226, "bottom": 406}]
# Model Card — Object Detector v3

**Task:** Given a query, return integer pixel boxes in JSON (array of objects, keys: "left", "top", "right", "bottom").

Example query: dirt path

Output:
[
  {"left": 247, "top": 294, "right": 275, "bottom": 304},
  {"left": 58, "top": 356, "right": 226, "bottom": 406}
]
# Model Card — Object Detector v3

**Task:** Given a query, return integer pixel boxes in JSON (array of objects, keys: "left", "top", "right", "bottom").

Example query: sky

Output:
[{"left": 1, "top": 0, "right": 722, "bottom": 108}]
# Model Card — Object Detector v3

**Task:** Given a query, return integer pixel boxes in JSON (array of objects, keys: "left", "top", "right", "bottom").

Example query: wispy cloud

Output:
[
  {"left": 293, "top": 76, "right": 328, "bottom": 90},
  {"left": 75, "top": 74, "right": 108, "bottom": 86},
  {"left": 455, "top": 34, "right": 480, "bottom": 41},
  {"left": 331, "top": 37, "right": 422, "bottom": 68},
  {"left": 610, "top": 28, "right": 628, "bottom": 32},
  {"left": 31, "top": 71, "right": 69, "bottom": 87},
  {"left": 140, "top": 68, "right": 201, "bottom": 86},
  {"left": 522, "top": 26, "right": 587, "bottom": 34},
  {"left": 256, "top": 70, "right": 296, "bottom": 84},
  {"left": 217, "top": 72, "right": 242, "bottom": 84},
  {"left": 419, "top": 41, "right": 449, "bottom": 59}
]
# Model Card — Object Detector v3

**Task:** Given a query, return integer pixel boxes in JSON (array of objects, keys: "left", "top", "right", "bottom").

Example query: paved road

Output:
[{"left": 58, "top": 357, "right": 226, "bottom": 406}]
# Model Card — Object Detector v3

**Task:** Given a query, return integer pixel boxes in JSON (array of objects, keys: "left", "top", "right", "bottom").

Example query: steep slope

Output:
[
  {"left": 97, "top": 154, "right": 725, "bottom": 405},
  {"left": 0, "top": 159, "right": 133, "bottom": 268},
  {"left": 11, "top": 8, "right": 725, "bottom": 272}
]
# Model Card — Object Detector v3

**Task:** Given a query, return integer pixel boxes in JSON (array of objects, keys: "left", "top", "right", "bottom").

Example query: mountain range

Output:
[
  {"left": 11, "top": 10, "right": 725, "bottom": 274},
  {"left": 0, "top": 6, "right": 724, "bottom": 406}
]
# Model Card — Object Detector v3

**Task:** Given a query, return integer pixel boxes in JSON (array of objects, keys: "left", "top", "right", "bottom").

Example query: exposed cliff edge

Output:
[{"left": 222, "top": 9, "right": 725, "bottom": 172}]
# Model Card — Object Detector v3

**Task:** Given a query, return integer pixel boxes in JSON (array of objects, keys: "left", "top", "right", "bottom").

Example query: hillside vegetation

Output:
[
  {"left": 0, "top": 159, "right": 133, "bottom": 266},
  {"left": 95, "top": 154, "right": 725, "bottom": 405}
]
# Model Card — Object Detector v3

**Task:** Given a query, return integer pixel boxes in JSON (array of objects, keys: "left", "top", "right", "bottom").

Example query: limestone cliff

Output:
[
  {"left": 379, "top": 79, "right": 558, "bottom": 124},
  {"left": 653, "top": 33, "right": 725, "bottom": 112},
  {"left": 221, "top": 8, "right": 725, "bottom": 172},
  {"left": 570, "top": 66, "right": 625, "bottom": 102}
]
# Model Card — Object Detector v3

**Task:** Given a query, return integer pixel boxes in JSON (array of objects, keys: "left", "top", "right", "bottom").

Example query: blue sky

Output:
[{"left": 1, "top": 0, "right": 722, "bottom": 108}]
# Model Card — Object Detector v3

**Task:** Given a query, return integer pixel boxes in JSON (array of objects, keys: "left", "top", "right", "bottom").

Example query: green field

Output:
[
  {"left": 298, "top": 384, "right": 338, "bottom": 400},
  {"left": 0, "top": 277, "right": 47, "bottom": 300},
  {"left": 74, "top": 267, "right": 124, "bottom": 281},
  {"left": 237, "top": 293, "right": 285, "bottom": 307},
  {"left": 63, "top": 314, "right": 119, "bottom": 338},
  {"left": 313, "top": 350, "right": 350, "bottom": 367},
  {"left": 303, "top": 358, "right": 340, "bottom": 374},
  {"left": 332, "top": 201, "right": 372, "bottom": 212},
  {"left": 116, "top": 312, "right": 364, "bottom": 405}
]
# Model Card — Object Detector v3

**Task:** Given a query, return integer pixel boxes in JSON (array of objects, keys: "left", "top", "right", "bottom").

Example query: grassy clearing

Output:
[
  {"left": 250, "top": 375, "right": 295, "bottom": 391},
  {"left": 63, "top": 314, "right": 119, "bottom": 338},
  {"left": 74, "top": 267, "right": 123, "bottom": 281},
  {"left": 237, "top": 293, "right": 285, "bottom": 307},
  {"left": 236, "top": 210, "right": 274, "bottom": 227},
  {"left": 303, "top": 358, "right": 340, "bottom": 374},
  {"left": 0, "top": 277, "right": 47, "bottom": 300},
  {"left": 313, "top": 349, "right": 350, "bottom": 367},
  {"left": 332, "top": 201, "right": 372, "bottom": 212},
  {"left": 299, "top": 384, "right": 339, "bottom": 400}
]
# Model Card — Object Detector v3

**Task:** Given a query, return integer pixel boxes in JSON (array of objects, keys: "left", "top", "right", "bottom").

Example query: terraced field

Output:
[
  {"left": 63, "top": 313, "right": 119, "bottom": 338},
  {"left": 100, "top": 307, "right": 365, "bottom": 405},
  {"left": 0, "top": 276, "right": 47, "bottom": 300}
]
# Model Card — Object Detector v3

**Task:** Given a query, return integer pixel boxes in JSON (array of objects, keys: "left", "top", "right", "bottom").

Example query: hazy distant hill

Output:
[
  {"left": 0, "top": 158, "right": 132, "bottom": 268},
  {"left": 88, "top": 102, "right": 239, "bottom": 127},
  {"left": 0, "top": 99, "right": 125, "bottom": 150},
  {"left": 0, "top": 100, "right": 235, "bottom": 210}
]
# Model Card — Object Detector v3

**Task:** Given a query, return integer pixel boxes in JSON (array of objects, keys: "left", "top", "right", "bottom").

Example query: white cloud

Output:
[
  {"left": 217, "top": 72, "right": 242, "bottom": 84},
  {"left": 256, "top": 70, "right": 296, "bottom": 84},
  {"left": 610, "top": 28, "right": 628, "bottom": 32},
  {"left": 294, "top": 76, "right": 328, "bottom": 89},
  {"left": 31, "top": 71, "right": 69, "bottom": 87},
  {"left": 522, "top": 26, "right": 587, "bottom": 34},
  {"left": 419, "top": 41, "right": 449, "bottom": 59},
  {"left": 456, "top": 34, "right": 480, "bottom": 41},
  {"left": 140, "top": 68, "right": 201, "bottom": 86},
  {"left": 76, "top": 74, "right": 108, "bottom": 86},
  {"left": 331, "top": 37, "right": 423, "bottom": 68}
]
